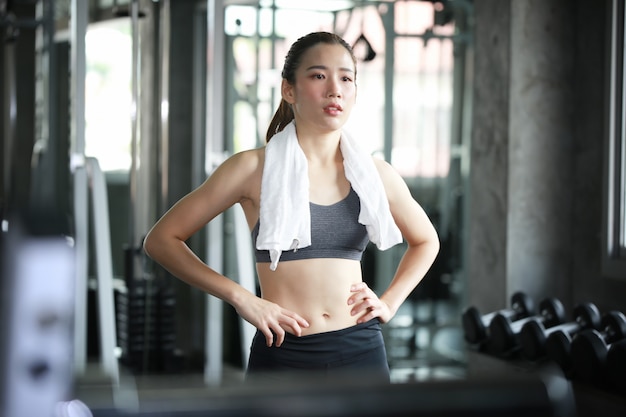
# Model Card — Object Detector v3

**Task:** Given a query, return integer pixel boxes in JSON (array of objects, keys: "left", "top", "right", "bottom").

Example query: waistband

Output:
[{"left": 250, "top": 318, "right": 384, "bottom": 365}]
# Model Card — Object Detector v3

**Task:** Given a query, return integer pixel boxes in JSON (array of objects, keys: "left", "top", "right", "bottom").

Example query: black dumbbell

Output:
[
  {"left": 461, "top": 292, "right": 535, "bottom": 346},
  {"left": 520, "top": 302, "right": 601, "bottom": 361},
  {"left": 606, "top": 338, "right": 626, "bottom": 393},
  {"left": 571, "top": 310, "right": 626, "bottom": 384},
  {"left": 488, "top": 297, "right": 566, "bottom": 355},
  {"left": 545, "top": 329, "right": 576, "bottom": 376}
]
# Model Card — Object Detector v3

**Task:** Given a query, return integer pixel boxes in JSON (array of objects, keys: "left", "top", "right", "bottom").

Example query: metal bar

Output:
[
  {"left": 233, "top": 205, "right": 256, "bottom": 369},
  {"left": 30, "top": 0, "right": 58, "bottom": 209},
  {"left": 382, "top": 4, "right": 394, "bottom": 164},
  {"left": 205, "top": 217, "right": 224, "bottom": 386},
  {"left": 205, "top": 0, "right": 227, "bottom": 387},
  {"left": 87, "top": 157, "right": 120, "bottom": 386},
  {"left": 192, "top": 5, "right": 207, "bottom": 189},
  {"left": 70, "top": 0, "right": 88, "bottom": 376},
  {"left": 159, "top": 0, "right": 170, "bottom": 218},
  {"left": 2, "top": 28, "right": 16, "bottom": 218},
  {"left": 129, "top": 0, "right": 141, "bottom": 250},
  {"left": 375, "top": 2, "right": 396, "bottom": 293}
]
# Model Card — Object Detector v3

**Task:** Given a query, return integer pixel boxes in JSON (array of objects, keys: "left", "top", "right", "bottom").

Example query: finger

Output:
[
  {"left": 281, "top": 317, "right": 302, "bottom": 337},
  {"left": 356, "top": 306, "right": 377, "bottom": 324},
  {"left": 262, "top": 328, "right": 274, "bottom": 347},
  {"left": 282, "top": 317, "right": 308, "bottom": 337},
  {"left": 284, "top": 311, "right": 310, "bottom": 329},
  {"left": 280, "top": 311, "right": 310, "bottom": 335},
  {"left": 273, "top": 327, "right": 285, "bottom": 347},
  {"left": 351, "top": 282, "right": 372, "bottom": 292},
  {"left": 296, "top": 315, "right": 310, "bottom": 328},
  {"left": 348, "top": 283, "right": 374, "bottom": 304},
  {"left": 347, "top": 289, "right": 365, "bottom": 305},
  {"left": 351, "top": 298, "right": 376, "bottom": 316}
]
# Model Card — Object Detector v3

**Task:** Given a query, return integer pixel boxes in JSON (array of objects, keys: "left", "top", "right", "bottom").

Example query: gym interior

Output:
[{"left": 1, "top": 0, "right": 626, "bottom": 416}]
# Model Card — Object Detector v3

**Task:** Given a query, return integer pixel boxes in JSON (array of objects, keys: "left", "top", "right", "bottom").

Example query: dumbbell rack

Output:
[{"left": 462, "top": 295, "right": 626, "bottom": 398}]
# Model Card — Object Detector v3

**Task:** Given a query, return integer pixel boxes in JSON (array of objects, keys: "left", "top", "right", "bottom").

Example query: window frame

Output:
[{"left": 603, "top": 0, "right": 626, "bottom": 280}]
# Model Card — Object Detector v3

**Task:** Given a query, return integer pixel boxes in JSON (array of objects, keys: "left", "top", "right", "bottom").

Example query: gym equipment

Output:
[
  {"left": 519, "top": 302, "right": 601, "bottom": 361},
  {"left": 488, "top": 297, "right": 566, "bottom": 355},
  {"left": 571, "top": 310, "right": 626, "bottom": 383},
  {"left": 2, "top": 217, "right": 75, "bottom": 417},
  {"left": 606, "top": 338, "right": 626, "bottom": 393},
  {"left": 545, "top": 329, "right": 577, "bottom": 377},
  {"left": 461, "top": 292, "right": 535, "bottom": 345}
]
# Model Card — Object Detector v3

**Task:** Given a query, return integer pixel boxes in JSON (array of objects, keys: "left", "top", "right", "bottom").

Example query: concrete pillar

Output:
[
  {"left": 507, "top": 0, "right": 576, "bottom": 305},
  {"left": 467, "top": 0, "right": 511, "bottom": 311}
]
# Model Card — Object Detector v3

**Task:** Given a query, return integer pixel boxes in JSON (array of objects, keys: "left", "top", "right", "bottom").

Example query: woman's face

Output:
[{"left": 282, "top": 43, "right": 357, "bottom": 135}]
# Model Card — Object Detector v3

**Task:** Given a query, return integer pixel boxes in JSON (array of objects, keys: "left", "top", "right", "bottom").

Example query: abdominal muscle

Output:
[{"left": 256, "top": 258, "right": 364, "bottom": 336}]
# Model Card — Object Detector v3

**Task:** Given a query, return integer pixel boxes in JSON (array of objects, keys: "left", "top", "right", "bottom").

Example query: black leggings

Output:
[{"left": 246, "top": 319, "right": 390, "bottom": 384}]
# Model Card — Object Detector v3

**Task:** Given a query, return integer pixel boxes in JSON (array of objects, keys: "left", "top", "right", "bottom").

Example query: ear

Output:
[{"left": 281, "top": 79, "right": 296, "bottom": 104}]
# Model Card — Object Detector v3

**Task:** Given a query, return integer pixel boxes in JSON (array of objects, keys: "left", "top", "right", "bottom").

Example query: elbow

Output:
[
  {"left": 425, "top": 236, "right": 441, "bottom": 264},
  {"left": 414, "top": 228, "right": 441, "bottom": 261},
  {"left": 432, "top": 237, "right": 441, "bottom": 256},
  {"left": 431, "top": 230, "right": 441, "bottom": 258},
  {"left": 142, "top": 231, "right": 157, "bottom": 259}
]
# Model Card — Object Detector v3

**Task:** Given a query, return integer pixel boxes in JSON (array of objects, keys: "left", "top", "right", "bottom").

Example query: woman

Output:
[{"left": 143, "top": 32, "right": 440, "bottom": 383}]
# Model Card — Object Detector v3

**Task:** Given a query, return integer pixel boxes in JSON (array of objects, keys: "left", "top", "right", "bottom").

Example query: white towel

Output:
[{"left": 257, "top": 121, "right": 402, "bottom": 270}]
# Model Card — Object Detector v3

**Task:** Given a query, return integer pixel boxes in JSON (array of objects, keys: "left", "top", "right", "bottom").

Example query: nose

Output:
[{"left": 327, "top": 79, "right": 342, "bottom": 98}]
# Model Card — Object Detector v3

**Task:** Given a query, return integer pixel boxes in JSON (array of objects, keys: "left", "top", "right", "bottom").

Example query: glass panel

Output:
[
  {"left": 343, "top": 6, "right": 386, "bottom": 156},
  {"left": 225, "top": 5, "right": 257, "bottom": 36},
  {"left": 394, "top": 1, "right": 433, "bottom": 35},
  {"left": 84, "top": 19, "right": 132, "bottom": 171},
  {"left": 392, "top": 7, "right": 455, "bottom": 178}
]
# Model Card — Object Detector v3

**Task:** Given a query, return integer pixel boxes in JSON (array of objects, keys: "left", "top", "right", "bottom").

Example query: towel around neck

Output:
[{"left": 256, "top": 121, "right": 402, "bottom": 271}]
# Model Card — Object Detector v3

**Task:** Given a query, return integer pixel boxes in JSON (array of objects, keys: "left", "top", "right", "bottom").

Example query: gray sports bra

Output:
[{"left": 251, "top": 187, "right": 369, "bottom": 263}]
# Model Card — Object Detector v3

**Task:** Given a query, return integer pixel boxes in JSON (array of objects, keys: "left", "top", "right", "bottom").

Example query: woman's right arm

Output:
[{"left": 143, "top": 149, "right": 308, "bottom": 346}]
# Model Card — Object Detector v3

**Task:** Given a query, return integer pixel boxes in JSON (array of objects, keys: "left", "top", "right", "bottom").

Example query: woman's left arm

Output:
[{"left": 349, "top": 158, "right": 440, "bottom": 324}]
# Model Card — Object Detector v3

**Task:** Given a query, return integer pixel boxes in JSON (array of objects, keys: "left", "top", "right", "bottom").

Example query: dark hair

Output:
[{"left": 265, "top": 32, "right": 357, "bottom": 142}]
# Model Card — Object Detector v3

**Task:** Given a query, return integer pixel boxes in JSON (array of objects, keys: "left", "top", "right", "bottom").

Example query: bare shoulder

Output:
[
  {"left": 371, "top": 156, "right": 396, "bottom": 178},
  {"left": 211, "top": 147, "right": 264, "bottom": 183},
  {"left": 370, "top": 157, "right": 438, "bottom": 247},
  {"left": 220, "top": 147, "right": 264, "bottom": 174},
  {"left": 203, "top": 147, "right": 264, "bottom": 205},
  {"left": 371, "top": 156, "right": 410, "bottom": 201}
]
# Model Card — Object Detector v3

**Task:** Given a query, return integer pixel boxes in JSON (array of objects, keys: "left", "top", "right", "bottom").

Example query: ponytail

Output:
[{"left": 265, "top": 99, "right": 294, "bottom": 143}]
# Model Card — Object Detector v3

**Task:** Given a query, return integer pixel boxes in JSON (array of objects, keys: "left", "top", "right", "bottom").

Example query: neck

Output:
[
  {"left": 299, "top": 133, "right": 342, "bottom": 165},
  {"left": 294, "top": 126, "right": 342, "bottom": 164}
]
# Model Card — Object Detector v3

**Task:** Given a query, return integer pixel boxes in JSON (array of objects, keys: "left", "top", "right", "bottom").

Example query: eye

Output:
[
  {"left": 342, "top": 76, "right": 353, "bottom": 82},
  {"left": 312, "top": 73, "right": 325, "bottom": 80}
]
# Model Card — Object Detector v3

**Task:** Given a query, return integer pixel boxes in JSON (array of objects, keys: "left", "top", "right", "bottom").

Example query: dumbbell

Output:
[
  {"left": 606, "top": 338, "right": 626, "bottom": 393},
  {"left": 519, "top": 302, "right": 601, "bottom": 361},
  {"left": 461, "top": 292, "right": 534, "bottom": 346},
  {"left": 545, "top": 329, "right": 576, "bottom": 377},
  {"left": 488, "top": 297, "right": 566, "bottom": 355},
  {"left": 571, "top": 310, "right": 626, "bottom": 384}
]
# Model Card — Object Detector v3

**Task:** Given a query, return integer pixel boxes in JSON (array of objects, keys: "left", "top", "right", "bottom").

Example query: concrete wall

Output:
[
  {"left": 467, "top": 0, "right": 511, "bottom": 312},
  {"left": 468, "top": 0, "right": 626, "bottom": 314},
  {"left": 507, "top": 0, "right": 576, "bottom": 306}
]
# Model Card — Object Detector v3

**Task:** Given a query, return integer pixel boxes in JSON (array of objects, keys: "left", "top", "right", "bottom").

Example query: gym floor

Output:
[
  {"left": 75, "top": 297, "right": 626, "bottom": 417},
  {"left": 77, "top": 297, "right": 469, "bottom": 410}
]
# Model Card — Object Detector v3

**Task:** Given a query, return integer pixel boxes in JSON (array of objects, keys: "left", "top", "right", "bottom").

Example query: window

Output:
[
  {"left": 603, "top": 0, "right": 626, "bottom": 279},
  {"left": 223, "top": 1, "right": 460, "bottom": 180},
  {"left": 85, "top": 19, "right": 132, "bottom": 172}
]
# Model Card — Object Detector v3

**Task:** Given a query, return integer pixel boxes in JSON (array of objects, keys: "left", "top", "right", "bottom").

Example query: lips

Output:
[{"left": 324, "top": 103, "right": 343, "bottom": 114}]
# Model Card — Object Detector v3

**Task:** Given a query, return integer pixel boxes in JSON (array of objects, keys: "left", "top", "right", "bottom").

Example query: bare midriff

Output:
[{"left": 256, "top": 258, "right": 364, "bottom": 336}]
